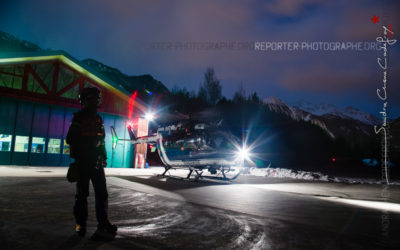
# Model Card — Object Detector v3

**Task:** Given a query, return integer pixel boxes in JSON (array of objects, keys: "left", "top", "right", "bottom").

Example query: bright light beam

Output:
[
  {"left": 237, "top": 147, "right": 250, "bottom": 161},
  {"left": 317, "top": 196, "right": 400, "bottom": 213},
  {"left": 248, "top": 184, "right": 400, "bottom": 213},
  {"left": 145, "top": 112, "right": 155, "bottom": 121}
]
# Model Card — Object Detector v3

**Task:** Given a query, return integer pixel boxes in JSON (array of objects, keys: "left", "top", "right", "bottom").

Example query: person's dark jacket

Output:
[{"left": 66, "top": 109, "right": 107, "bottom": 166}]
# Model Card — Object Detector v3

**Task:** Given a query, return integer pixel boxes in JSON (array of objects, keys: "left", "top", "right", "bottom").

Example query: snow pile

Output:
[
  {"left": 247, "top": 167, "right": 329, "bottom": 181},
  {"left": 331, "top": 177, "right": 400, "bottom": 185},
  {"left": 246, "top": 167, "right": 400, "bottom": 185}
]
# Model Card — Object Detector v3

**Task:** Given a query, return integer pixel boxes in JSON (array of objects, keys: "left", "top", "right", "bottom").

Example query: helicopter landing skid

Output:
[{"left": 157, "top": 166, "right": 240, "bottom": 182}]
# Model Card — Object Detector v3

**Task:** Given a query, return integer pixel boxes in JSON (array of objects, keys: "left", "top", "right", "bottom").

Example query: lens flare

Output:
[
  {"left": 237, "top": 147, "right": 250, "bottom": 161},
  {"left": 145, "top": 112, "right": 155, "bottom": 121}
]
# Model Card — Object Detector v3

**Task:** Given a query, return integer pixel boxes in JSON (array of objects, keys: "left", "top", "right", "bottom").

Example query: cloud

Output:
[
  {"left": 280, "top": 64, "right": 372, "bottom": 93},
  {"left": 2, "top": 0, "right": 399, "bottom": 115},
  {"left": 334, "top": 2, "right": 400, "bottom": 41},
  {"left": 263, "top": 0, "right": 325, "bottom": 16},
  {"left": 279, "top": 56, "right": 400, "bottom": 109}
]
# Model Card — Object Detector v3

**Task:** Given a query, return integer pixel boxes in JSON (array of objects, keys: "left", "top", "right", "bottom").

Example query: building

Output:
[{"left": 0, "top": 51, "right": 148, "bottom": 168}]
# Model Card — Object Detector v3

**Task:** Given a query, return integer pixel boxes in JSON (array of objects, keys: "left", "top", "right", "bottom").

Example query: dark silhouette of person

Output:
[{"left": 66, "top": 87, "right": 117, "bottom": 237}]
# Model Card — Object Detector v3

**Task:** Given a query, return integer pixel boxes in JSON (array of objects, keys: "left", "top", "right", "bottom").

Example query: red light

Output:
[
  {"left": 332, "top": 157, "right": 336, "bottom": 163},
  {"left": 128, "top": 91, "right": 138, "bottom": 119},
  {"left": 126, "top": 121, "right": 133, "bottom": 128},
  {"left": 149, "top": 144, "right": 153, "bottom": 149}
]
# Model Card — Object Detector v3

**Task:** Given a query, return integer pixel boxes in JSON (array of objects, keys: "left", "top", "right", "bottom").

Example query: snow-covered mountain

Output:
[
  {"left": 263, "top": 97, "right": 335, "bottom": 138},
  {"left": 263, "top": 97, "right": 380, "bottom": 139},
  {"left": 264, "top": 96, "right": 311, "bottom": 121},
  {"left": 293, "top": 100, "right": 380, "bottom": 126}
]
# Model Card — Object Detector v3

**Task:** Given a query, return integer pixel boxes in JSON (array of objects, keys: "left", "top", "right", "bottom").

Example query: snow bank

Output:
[{"left": 246, "top": 167, "right": 400, "bottom": 185}]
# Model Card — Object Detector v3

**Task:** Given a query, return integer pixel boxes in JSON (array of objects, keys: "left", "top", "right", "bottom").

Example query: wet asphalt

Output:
[{"left": 0, "top": 170, "right": 399, "bottom": 249}]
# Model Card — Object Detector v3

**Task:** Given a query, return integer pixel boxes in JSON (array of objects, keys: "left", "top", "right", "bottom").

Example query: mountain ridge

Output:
[
  {"left": 0, "top": 30, "right": 42, "bottom": 53},
  {"left": 292, "top": 100, "right": 380, "bottom": 126},
  {"left": 81, "top": 58, "right": 170, "bottom": 95},
  {"left": 263, "top": 96, "right": 382, "bottom": 139},
  {"left": 0, "top": 30, "right": 169, "bottom": 96}
]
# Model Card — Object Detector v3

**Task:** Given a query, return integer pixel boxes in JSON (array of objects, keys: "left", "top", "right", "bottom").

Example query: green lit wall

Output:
[{"left": 0, "top": 97, "right": 132, "bottom": 167}]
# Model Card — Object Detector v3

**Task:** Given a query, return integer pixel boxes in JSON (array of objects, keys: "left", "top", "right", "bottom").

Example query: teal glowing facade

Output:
[{"left": 0, "top": 51, "right": 140, "bottom": 167}]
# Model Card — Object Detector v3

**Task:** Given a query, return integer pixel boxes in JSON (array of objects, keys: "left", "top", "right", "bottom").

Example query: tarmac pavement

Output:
[{"left": 0, "top": 166, "right": 399, "bottom": 249}]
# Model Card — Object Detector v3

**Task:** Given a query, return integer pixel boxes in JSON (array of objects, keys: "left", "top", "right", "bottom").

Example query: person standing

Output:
[{"left": 66, "top": 87, "right": 117, "bottom": 237}]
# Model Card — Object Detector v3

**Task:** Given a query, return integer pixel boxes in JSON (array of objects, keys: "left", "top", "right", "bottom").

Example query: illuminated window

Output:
[
  {"left": 31, "top": 137, "right": 46, "bottom": 153},
  {"left": 48, "top": 138, "right": 61, "bottom": 154},
  {"left": 14, "top": 136, "right": 29, "bottom": 152},
  {"left": 0, "top": 134, "right": 12, "bottom": 152},
  {"left": 63, "top": 139, "right": 70, "bottom": 154}
]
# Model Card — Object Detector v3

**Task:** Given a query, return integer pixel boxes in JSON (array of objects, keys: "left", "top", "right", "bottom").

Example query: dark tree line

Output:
[
  {"left": 165, "top": 67, "right": 388, "bottom": 169},
  {"left": 170, "top": 67, "right": 262, "bottom": 113}
]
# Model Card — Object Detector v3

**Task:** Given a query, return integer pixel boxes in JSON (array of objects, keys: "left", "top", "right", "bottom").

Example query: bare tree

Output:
[
  {"left": 198, "top": 85, "right": 208, "bottom": 103},
  {"left": 233, "top": 81, "right": 246, "bottom": 104},
  {"left": 198, "top": 67, "right": 222, "bottom": 105},
  {"left": 248, "top": 92, "right": 261, "bottom": 104}
]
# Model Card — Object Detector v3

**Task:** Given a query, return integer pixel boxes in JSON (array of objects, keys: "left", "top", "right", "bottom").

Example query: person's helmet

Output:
[{"left": 78, "top": 87, "right": 101, "bottom": 105}]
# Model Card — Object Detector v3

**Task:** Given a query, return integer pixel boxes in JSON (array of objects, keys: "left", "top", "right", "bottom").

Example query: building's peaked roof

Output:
[{"left": 0, "top": 50, "right": 131, "bottom": 99}]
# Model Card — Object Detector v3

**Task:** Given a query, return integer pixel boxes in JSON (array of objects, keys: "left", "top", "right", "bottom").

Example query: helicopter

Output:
[{"left": 110, "top": 119, "right": 253, "bottom": 181}]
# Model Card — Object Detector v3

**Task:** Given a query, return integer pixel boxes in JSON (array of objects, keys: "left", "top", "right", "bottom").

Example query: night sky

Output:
[{"left": 1, "top": 0, "right": 399, "bottom": 117}]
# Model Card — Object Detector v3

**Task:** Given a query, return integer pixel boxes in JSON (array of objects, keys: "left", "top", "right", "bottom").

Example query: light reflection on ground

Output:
[{"left": 108, "top": 186, "right": 268, "bottom": 249}]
